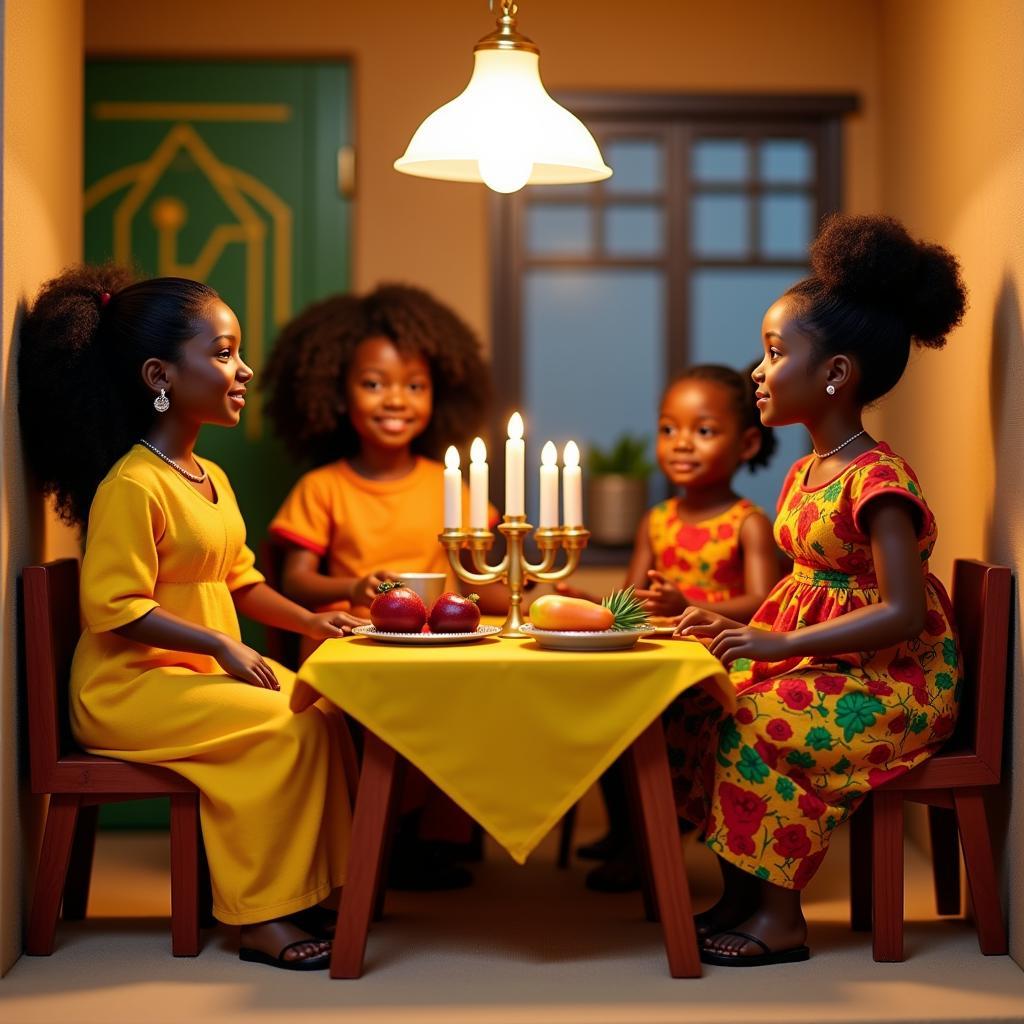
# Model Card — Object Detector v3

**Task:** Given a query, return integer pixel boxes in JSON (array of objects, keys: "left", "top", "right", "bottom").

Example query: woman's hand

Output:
[
  {"left": 707, "top": 626, "right": 792, "bottom": 667},
  {"left": 305, "top": 609, "right": 369, "bottom": 641},
  {"left": 673, "top": 606, "right": 743, "bottom": 640},
  {"left": 214, "top": 636, "right": 280, "bottom": 690},
  {"left": 352, "top": 570, "right": 397, "bottom": 606},
  {"left": 635, "top": 570, "right": 688, "bottom": 616}
]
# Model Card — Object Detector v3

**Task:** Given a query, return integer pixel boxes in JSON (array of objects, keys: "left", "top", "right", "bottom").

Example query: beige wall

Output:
[
  {"left": 877, "top": 0, "right": 1024, "bottom": 964},
  {"left": 1, "top": 0, "right": 84, "bottom": 976},
  {"left": 84, "top": 0, "right": 883, "bottom": 345}
]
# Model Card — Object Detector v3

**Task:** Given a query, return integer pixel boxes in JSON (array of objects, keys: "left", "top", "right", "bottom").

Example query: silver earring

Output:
[
  {"left": 154, "top": 388, "right": 170, "bottom": 413},
  {"left": 826, "top": 384, "right": 836, "bottom": 396}
]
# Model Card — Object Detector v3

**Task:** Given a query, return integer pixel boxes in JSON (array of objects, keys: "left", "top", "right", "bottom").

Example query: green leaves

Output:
[
  {"left": 805, "top": 726, "right": 834, "bottom": 751},
  {"left": 586, "top": 434, "right": 654, "bottom": 478},
  {"left": 775, "top": 776, "right": 796, "bottom": 800},
  {"left": 786, "top": 750, "right": 815, "bottom": 770},
  {"left": 935, "top": 671, "right": 954, "bottom": 691},
  {"left": 737, "top": 745, "right": 770, "bottom": 784},
  {"left": 942, "top": 638, "right": 959, "bottom": 668},
  {"left": 834, "top": 692, "right": 885, "bottom": 742}
]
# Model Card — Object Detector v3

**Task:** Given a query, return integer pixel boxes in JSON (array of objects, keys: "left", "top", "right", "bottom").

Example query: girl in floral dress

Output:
[
  {"left": 672, "top": 214, "right": 968, "bottom": 967},
  {"left": 563, "top": 365, "right": 783, "bottom": 890}
]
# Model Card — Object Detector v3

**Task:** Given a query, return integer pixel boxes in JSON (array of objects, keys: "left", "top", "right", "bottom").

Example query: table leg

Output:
[
  {"left": 625, "top": 719, "right": 702, "bottom": 978},
  {"left": 331, "top": 729, "right": 400, "bottom": 978},
  {"left": 622, "top": 753, "right": 659, "bottom": 923}
]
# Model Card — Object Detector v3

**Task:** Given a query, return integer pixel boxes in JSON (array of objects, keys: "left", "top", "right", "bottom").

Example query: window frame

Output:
[{"left": 488, "top": 92, "right": 858, "bottom": 488}]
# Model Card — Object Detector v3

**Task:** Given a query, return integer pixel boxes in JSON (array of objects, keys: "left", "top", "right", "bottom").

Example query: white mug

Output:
[{"left": 397, "top": 572, "right": 447, "bottom": 607}]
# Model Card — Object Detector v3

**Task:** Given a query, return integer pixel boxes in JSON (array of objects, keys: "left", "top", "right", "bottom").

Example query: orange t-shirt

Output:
[{"left": 270, "top": 457, "right": 496, "bottom": 590}]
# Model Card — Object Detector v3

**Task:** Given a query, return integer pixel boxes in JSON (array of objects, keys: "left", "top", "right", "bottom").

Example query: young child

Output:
[
  {"left": 18, "top": 266, "right": 367, "bottom": 971},
  {"left": 264, "top": 284, "right": 497, "bottom": 619},
  {"left": 564, "top": 365, "right": 783, "bottom": 890},
  {"left": 672, "top": 213, "right": 967, "bottom": 966},
  {"left": 263, "top": 283, "right": 498, "bottom": 889}
]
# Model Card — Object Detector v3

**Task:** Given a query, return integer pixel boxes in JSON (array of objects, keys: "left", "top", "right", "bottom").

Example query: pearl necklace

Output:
[
  {"left": 138, "top": 438, "right": 207, "bottom": 483},
  {"left": 814, "top": 429, "right": 866, "bottom": 460}
]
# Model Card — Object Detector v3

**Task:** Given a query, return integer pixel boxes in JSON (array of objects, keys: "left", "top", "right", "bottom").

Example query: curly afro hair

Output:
[
  {"left": 18, "top": 262, "right": 219, "bottom": 528},
  {"left": 786, "top": 214, "right": 967, "bottom": 403},
  {"left": 670, "top": 363, "right": 777, "bottom": 473},
  {"left": 262, "top": 283, "right": 491, "bottom": 465}
]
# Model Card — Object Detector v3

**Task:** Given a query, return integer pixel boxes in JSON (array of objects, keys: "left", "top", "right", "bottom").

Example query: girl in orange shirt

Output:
[{"left": 264, "top": 284, "right": 498, "bottom": 889}]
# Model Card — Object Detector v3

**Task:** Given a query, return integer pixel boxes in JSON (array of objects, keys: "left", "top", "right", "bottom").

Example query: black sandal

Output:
[
  {"left": 239, "top": 938, "right": 331, "bottom": 971},
  {"left": 699, "top": 930, "right": 810, "bottom": 967}
]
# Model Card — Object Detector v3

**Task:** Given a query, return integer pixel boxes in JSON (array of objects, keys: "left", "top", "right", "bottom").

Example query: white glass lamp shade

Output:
[{"left": 394, "top": 49, "right": 612, "bottom": 192}]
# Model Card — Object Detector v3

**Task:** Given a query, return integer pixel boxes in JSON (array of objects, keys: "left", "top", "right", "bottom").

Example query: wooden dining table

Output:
[{"left": 290, "top": 626, "right": 732, "bottom": 979}]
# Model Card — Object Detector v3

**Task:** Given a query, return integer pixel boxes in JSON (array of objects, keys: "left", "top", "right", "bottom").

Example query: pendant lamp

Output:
[{"left": 394, "top": 1, "right": 612, "bottom": 193}]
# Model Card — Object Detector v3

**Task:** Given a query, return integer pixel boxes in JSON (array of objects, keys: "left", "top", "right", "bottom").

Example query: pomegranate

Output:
[
  {"left": 428, "top": 592, "right": 481, "bottom": 633},
  {"left": 370, "top": 581, "right": 427, "bottom": 633}
]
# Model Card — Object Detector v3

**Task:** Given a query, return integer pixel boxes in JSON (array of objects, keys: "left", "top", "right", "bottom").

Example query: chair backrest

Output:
[
  {"left": 950, "top": 558, "right": 1011, "bottom": 772},
  {"left": 22, "top": 559, "right": 81, "bottom": 789}
]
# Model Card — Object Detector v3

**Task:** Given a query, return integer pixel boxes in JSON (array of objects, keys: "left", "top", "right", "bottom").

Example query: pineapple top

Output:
[{"left": 601, "top": 586, "right": 650, "bottom": 631}]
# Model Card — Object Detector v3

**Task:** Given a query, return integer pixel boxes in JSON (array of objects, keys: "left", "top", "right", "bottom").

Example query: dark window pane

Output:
[
  {"left": 692, "top": 139, "right": 748, "bottom": 183},
  {"left": 604, "top": 204, "right": 663, "bottom": 257},
  {"left": 605, "top": 138, "right": 663, "bottom": 194},
  {"left": 526, "top": 203, "right": 593, "bottom": 256},
  {"left": 760, "top": 193, "right": 813, "bottom": 258},
  {"left": 692, "top": 193, "right": 749, "bottom": 257},
  {"left": 759, "top": 139, "right": 813, "bottom": 184}
]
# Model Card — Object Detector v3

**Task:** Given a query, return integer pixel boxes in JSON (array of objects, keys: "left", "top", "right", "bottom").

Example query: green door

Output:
[{"left": 85, "top": 60, "right": 352, "bottom": 826}]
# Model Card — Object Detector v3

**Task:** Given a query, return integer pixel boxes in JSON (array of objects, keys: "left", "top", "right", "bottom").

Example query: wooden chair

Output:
[
  {"left": 22, "top": 559, "right": 204, "bottom": 957},
  {"left": 849, "top": 558, "right": 1011, "bottom": 961}
]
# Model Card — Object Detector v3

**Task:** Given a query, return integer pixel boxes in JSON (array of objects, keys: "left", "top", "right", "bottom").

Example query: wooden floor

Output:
[{"left": 4, "top": 792, "right": 1023, "bottom": 1024}]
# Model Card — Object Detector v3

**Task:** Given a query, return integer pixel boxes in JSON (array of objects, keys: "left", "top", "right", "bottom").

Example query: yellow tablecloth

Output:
[{"left": 292, "top": 633, "right": 731, "bottom": 864}]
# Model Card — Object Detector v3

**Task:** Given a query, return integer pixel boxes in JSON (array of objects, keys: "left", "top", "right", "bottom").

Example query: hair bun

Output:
[{"left": 810, "top": 214, "right": 967, "bottom": 348}]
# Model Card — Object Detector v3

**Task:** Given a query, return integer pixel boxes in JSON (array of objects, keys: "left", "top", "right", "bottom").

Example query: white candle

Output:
[
  {"left": 563, "top": 440, "right": 583, "bottom": 526},
  {"left": 539, "top": 441, "right": 559, "bottom": 527},
  {"left": 505, "top": 412, "right": 525, "bottom": 517},
  {"left": 444, "top": 445, "right": 462, "bottom": 530},
  {"left": 469, "top": 436, "right": 489, "bottom": 530}
]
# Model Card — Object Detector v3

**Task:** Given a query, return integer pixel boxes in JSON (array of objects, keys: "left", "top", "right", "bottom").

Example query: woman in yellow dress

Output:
[{"left": 19, "top": 264, "right": 365, "bottom": 970}]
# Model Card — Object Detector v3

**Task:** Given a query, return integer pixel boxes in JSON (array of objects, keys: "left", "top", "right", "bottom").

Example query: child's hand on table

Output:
[
  {"left": 635, "top": 570, "right": 688, "bottom": 616},
  {"left": 305, "top": 609, "right": 370, "bottom": 641}
]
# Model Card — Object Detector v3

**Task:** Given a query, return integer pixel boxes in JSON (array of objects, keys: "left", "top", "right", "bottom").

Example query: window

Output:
[{"left": 490, "top": 93, "right": 856, "bottom": 516}]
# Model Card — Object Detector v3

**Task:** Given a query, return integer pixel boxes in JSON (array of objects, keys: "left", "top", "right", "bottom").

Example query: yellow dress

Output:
[{"left": 70, "top": 445, "right": 351, "bottom": 925}]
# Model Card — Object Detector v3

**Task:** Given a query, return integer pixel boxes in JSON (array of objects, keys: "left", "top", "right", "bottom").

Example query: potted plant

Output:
[{"left": 585, "top": 434, "right": 654, "bottom": 546}]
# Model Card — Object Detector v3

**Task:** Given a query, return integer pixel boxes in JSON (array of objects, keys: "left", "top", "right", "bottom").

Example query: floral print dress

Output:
[
  {"left": 665, "top": 443, "right": 961, "bottom": 889},
  {"left": 648, "top": 497, "right": 765, "bottom": 604}
]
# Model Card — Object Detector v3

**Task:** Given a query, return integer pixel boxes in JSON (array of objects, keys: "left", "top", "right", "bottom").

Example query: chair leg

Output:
[
  {"left": 169, "top": 793, "right": 202, "bottom": 956},
  {"left": 849, "top": 797, "right": 873, "bottom": 931},
  {"left": 62, "top": 804, "right": 99, "bottom": 921},
  {"left": 871, "top": 790, "right": 904, "bottom": 962},
  {"left": 198, "top": 835, "right": 216, "bottom": 929},
  {"left": 953, "top": 789, "right": 1008, "bottom": 955},
  {"left": 928, "top": 805, "right": 961, "bottom": 916},
  {"left": 27, "top": 794, "right": 81, "bottom": 955},
  {"left": 333, "top": 729, "right": 400, "bottom": 978},
  {"left": 625, "top": 720, "right": 701, "bottom": 978},
  {"left": 556, "top": 805, "right": 577, "bottom": 870}
]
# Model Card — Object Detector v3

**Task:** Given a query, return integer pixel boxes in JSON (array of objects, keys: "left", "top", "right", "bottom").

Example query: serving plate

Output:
[
  {"left": 519, "top": 624, "right": 653, "bottom": 652},
  {"left": 352, "top": 624, "right": 501, "bottom": 645}
]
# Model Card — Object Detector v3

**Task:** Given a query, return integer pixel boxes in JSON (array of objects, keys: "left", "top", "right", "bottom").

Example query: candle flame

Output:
[
  {"left": 470, "top": 436, "right": 487, "bottom": 464},
  {"left": 507, "top": 411, "right": 524, "bottom": 441},
  {"left": 563, "top": 440, "right": 580, "bottom": 468},
  {"left": 445, "top": 445, "right": 460, "bottom": 470},
  {"left": 541, "top": 441, "right": 557, "bottom": 467}
]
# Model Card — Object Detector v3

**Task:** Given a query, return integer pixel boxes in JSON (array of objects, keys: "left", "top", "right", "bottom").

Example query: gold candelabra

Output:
[{"left": 440, "top": 517, "right": 590, "bottom": 637}]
